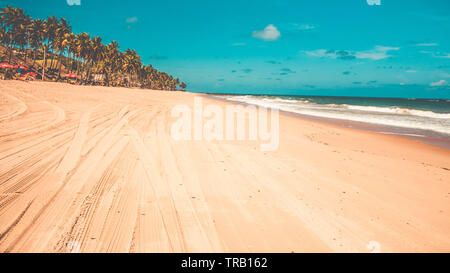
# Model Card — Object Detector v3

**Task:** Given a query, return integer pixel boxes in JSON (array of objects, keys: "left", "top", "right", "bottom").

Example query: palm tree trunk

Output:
[
  {"left": 8, "top": 44, "right": 13, "bottom": 63},
  {"left": 5, "top": 45, "right": 10, "bottom": 62},
  {"left": 42, "top": 46, "right": 47, "bottom": 80},
  {"left": 104, "top": 71, "right": 109, "bottom": 87},
  {"left": 69, "top": 54, "right": 73, "bottom": 73},
  {"left": 58, "top": 50, "right": 63, "bottom": 80},
  {"left": 50, "top": 50, "right": 54, "bottom": 69},
  {"left": 44, "top": 42, "right": 49, "bottom": 68},
  {"left": 76, "top": 59, "right": 80, "bottom": 76},
  {"left": 85, "top": 62, "right": 90, "bottom": 83},
  {"left": 82, "top": 61, "right": 91, "bottom": 83},
  {"left": 31, "top": 49, "right": 36, "bottom": 67},
  {"left": 22, "top": 46, "right": 26, "bottom": 62}
]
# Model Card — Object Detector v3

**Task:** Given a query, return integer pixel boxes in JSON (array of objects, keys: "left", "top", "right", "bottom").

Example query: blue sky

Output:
[{"left": 2, "top": 0, "right": 450, "bottom": 98}]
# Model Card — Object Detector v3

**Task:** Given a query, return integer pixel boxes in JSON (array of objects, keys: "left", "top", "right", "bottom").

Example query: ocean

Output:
[{"left": 216, "top": 95, "right": 450, "bottom": 148}]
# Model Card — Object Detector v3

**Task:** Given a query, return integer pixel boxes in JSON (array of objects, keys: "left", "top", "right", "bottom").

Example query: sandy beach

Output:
[{"left": 0, "top": 80, "right": 449, "bottom": 253}]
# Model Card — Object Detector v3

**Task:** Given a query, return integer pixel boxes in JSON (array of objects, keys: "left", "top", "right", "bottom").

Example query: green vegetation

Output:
[{"left": 0, "top": 5, "right": 187, "bottom": 90}]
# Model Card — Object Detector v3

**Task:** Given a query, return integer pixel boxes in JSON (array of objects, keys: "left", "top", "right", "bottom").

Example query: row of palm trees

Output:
[{"left": 0, "top": 5, "right": 187, "bottom": 90}]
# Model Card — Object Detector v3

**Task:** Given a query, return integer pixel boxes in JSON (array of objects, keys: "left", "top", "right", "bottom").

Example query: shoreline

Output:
[
  {"left": 205, "top": 94, "right": 450, "bottom": 151},
  {"left": 0, "top": 81, "right": 449, "bottom": 252}
]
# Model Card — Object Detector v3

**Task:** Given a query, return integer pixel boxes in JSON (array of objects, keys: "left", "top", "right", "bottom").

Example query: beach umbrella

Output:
[
  {"left": 0, "top": 63, "right": 14, "bottom": 68},
  {"left": 26, "top": 72, "right": 37, "bottom": 76},
  {"left": 15, "top": 65, "right": 29, "bottom": 70},
  {"left": 64, "top": 73, "right": 80, "bottom": 78}
]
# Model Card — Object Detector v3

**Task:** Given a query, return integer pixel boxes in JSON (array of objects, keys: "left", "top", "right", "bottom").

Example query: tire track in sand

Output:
[
  {"left": 128, "top": 114, "right": 219, "bottom": 252},
  {"left": 0, "top": 92, "right": 28, "bottom": 122},
  {"left": 3, "top": 106, "right": 136, "bottom": 252},
  {"left": 0, "top": 108, "right": 92, "bottom": 251}
]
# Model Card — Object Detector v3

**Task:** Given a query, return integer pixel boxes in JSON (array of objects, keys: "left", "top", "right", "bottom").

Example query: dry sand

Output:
[{"left": 0, "top": 80, "right": 449, "bottom": 253}]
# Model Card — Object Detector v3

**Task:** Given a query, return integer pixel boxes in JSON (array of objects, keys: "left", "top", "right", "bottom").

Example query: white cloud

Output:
[
  {"left": 304, "top": 49, "right": 329, "bottom": 58},
  {"left": 420, "top": 50, "right": 450, "bottom": 58},
  {"left": 302, "top": 49, "right": 352, "bottom": 59},
  {"left": 437, "top": 53, "right": 450, "bottom": 59},
  {"left": 430, "top": 80, "right": 447, "bottom": 87},
  {"left": 355, "top": 46, "right": 400, "bottom": 60},
  {"left": 126, "top": 16, "right": 138, "bottom": 24},
  {"left": 291, "top": 23, "right": 317, "bottom": 31},
  {"left": 298, "top": 24, "right": 316, "bottom": 30},
  {"left": 415, "top": 43, "right": 438, "bottom": 47},
  {"left": 66, "top": 0, "right": 81, "bottom": 5},
  {"left": 366, "top": 0, "right": 381, "bottom": 5},
  {"left": 252, "top": 24, "right": 281, "bottom": 41},
  {"left": 302, "top": 46, "right": 399, "bottom": 61}
]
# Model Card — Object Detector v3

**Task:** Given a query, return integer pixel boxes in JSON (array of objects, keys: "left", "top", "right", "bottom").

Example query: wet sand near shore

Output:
[{"left": 207, "top": 94, "right": 450, "bottom": 150}]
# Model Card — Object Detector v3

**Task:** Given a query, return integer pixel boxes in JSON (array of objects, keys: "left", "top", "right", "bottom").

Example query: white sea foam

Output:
[
  {"left": 345, "top": 105, "right": 450, "bottom": 119},
  {"left": 222, "top": 95, "right": 450, "bottom": 135}
]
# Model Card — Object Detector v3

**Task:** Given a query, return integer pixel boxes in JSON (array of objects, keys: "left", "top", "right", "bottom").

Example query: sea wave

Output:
[
  {"left": 222, "top": 95, "right": 450, "bottom": 136},
  {"left": 283, "top": 108, "right": 450, "bottom": 135},
  {"left": 344, "top": 105, "right": 450, "bottom": 119}
]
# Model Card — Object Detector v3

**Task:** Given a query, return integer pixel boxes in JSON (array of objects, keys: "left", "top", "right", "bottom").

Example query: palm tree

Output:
[
  {"left": 173, "top": 78, "right": 180, "bottom": 90},
  {"left": 45, "top": 15, "right": 58, "bottom": 70},
  {"left": 40, "top": 19, "right": 50, "bottom": 80},
  {"left": 100, "top": 40, "right": 119, "bottom": 85},
  {"left": 0, "top": 6, "right": 29, "bottom": 62},
  {"left": 0, "top": 6, "right": 16, "bottom": 61},
  {"left": 74, "top": 32, "right": 90, "bottom": 80},
  {"left": 123, "top": 49, "right": 142, "bottom": 86},
  {"left": 12, "top": 13, "right": 31, "bottom": 61},
  {"left": 84, "top": 36, "right": 103, "bottom": 82},
  {"left": 0, "top": 5, "right": 184, "bottom": 89},
  {"left": 0, "top": 27, "right": 12, "bottom": 61},
  {"left": 29, "top": 18, "right": 45, "bottom": 67},
  {"left": 65, "top": 32, "right": 76, "bottom": 73},
  {"left": 53, "top": 18, "right": 72, "bottom": 79},
  {"left": 180, "top": 82, "right": 187, "bottom": 90},
  {"left": 0, "top": 6, "right": 14, "bottom": 28}
]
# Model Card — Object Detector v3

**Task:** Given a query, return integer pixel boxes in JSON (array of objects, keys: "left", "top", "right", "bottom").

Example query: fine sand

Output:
[{"left": 0, "top": 80, "right": 449, "bottom": 253}]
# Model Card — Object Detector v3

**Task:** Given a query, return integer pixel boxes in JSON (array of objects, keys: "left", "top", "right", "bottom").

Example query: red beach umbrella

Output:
[
  {"left": 15, "top": 65, "right": 29, "bottom": 70},
  {"left": 0, "top": 63, "right": 14, "bottom": 68},
  {"left": 64, "top": 73, "right": 80, "bottom": 78},
  {"left": 26, "top": 72, "right": 37, "bottom": 76}
]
